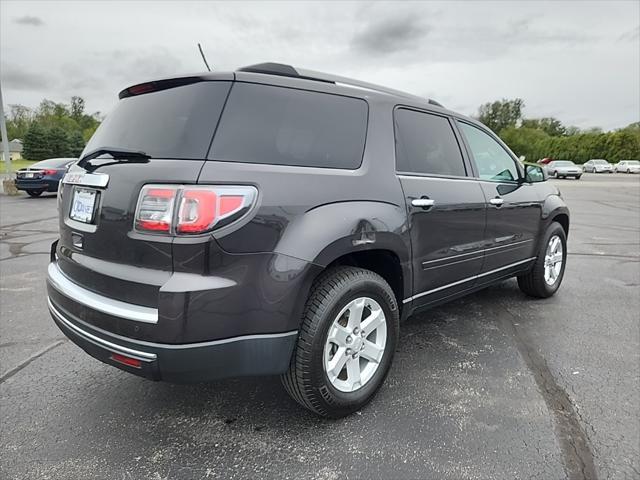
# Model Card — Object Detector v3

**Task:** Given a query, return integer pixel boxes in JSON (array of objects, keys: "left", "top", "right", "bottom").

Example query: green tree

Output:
[
  {"left": 4, "top": 104, "right": 34, "bottom": 140},
  {"left": 82, "top": 125, "right": 99, "bottom": 143},
  {"left": 521, "top": 117, "right": 567, "bottom": 136},
  {"left": 67, "top": 130, "right": 86, "bottom": 157},
  {"left": 605, "top": 130, "right": 640, "bottom": 162},
  {"left": 70, "top": 96, "right": 85, "bottom": 121},
  {"left": 23, "top": 124, "right": 51, "bottom": 160},
  {"left": 46, "top": 126, "right": 71, "bottom": 157},
  {"left": 499, "top": 127, "right": 549, "bottom": 162},
  {"left": 477, "top": 98, "right": 524, "bottom": 134}
]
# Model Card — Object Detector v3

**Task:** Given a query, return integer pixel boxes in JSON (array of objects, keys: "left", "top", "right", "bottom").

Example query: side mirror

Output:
[{"left": 524, "top": 163, "right": 547, "bottom": 183}]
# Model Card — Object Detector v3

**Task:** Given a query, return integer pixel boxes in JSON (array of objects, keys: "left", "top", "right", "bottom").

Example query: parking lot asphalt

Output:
[{"left": 1, "top": 174, "right": 638, "bottom": 480}]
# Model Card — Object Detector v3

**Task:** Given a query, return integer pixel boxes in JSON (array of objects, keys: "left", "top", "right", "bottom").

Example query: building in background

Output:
[{"left": 9, "top": 139, "right": 23, "bottom": 160}]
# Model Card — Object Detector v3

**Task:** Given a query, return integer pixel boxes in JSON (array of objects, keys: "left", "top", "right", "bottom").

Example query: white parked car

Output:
[
  {"left": 614, "top": 160, "right": 640, "bottom": 174},
  {"left": 546, "top": 160, "right": 582, "bottom": 179},
  {"left": 583, "top": 159, "right": 613, "bottom": 173}
]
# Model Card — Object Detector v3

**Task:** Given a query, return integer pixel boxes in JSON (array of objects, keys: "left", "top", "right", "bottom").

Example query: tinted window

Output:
[
  {"left": 84, "top": 81, "right": 232, "bottom": 159},
  {"left": 458, "top": 122, "right": 519, "bottom": 182},
  {"left": 210, "top": 83, "right": 368, "bottom": 169},
  {"left": 394, "top": 109, "right": 466, "bottom": 176}
]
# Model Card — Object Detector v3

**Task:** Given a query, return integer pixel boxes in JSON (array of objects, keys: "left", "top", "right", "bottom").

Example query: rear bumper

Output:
[
  {"left": 15, "top": 179, "right": 59, "bottom": 192},
  {"left": 557, "top": 171, "right": 581, "bottom": 177},
  {"left": 48, "top": 295, "right": 297, "bottom": 382},
  {"left": 47, "top": 256, "right": 299, "bottom": 382}
]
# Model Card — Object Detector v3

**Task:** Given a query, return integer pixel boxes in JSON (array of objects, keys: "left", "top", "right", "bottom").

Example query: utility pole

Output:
[{"left": 0, "top": 81, "right": 10, "bottom": 173}]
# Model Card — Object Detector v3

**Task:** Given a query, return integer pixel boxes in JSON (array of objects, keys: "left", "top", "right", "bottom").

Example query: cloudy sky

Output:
[{"left": 1, "top": 1, "right": 638, "bottom": 130}]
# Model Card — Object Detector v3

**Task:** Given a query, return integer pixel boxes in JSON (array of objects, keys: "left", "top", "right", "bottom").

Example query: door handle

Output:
[
  {"left": 411, "top": 198, "right": 435, "bottom": 209},
  {"left": 489, "top": 197, "right": 504, "bottom": 207}
]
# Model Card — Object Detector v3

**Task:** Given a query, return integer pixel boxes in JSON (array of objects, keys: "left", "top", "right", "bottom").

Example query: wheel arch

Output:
[
  {"left": 551, "top": 212, "right": 570, "bottom": 236},
  {"left": 275, "top": 201, "right": 412, "bottom": 324}
]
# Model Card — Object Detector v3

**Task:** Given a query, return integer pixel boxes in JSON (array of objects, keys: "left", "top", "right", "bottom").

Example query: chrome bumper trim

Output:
[
  {"left": 47, "top": 262, "right": 158, "bottom": 324},
  {"left": 48, "top": 298, "right": 157, "bottom": 362}
]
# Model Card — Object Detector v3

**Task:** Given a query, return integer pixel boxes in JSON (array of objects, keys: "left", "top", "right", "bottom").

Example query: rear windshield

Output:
[
  {"left": 83, "top": 82, "right": 232, "bottom": 159},
  {"left": 210, "top": 83, "right": 368, "bottom": 169}
]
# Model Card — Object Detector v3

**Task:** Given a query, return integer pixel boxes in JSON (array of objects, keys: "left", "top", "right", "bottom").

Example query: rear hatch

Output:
[{"left": 56, "top": 75, "right": 233, "bottom": 309}]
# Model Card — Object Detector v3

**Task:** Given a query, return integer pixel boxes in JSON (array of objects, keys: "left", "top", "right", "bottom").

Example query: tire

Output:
[
  {"left": 518, "top": 222, "right": 567, "bottom": 298},
  {"left": 575, "top": 175, "right": 581, "bottom": 180},
  {"left": 282, "top": 266, "right": 399, "bottom": 418},
  {"left": 553, "top": 171, "right": 559, "bottom": 178},
  {"left": 26, "top": 189, "right": 44, "bottom": 197}
]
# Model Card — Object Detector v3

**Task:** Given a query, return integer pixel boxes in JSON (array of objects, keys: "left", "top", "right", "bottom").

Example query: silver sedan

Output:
[{"left": 546, "top": 160, "right": 583, "bottom": 179}]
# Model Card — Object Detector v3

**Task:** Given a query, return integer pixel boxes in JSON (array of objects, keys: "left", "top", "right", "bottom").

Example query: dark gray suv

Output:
[{"left": 47, "top": 63, "right": 569, "bottom": 417}]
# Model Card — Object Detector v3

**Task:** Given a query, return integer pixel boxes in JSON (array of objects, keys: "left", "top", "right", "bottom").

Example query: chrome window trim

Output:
[
  {"left": 396, "top": 173, "right": 475, "bottom": 182},
  {"left": 48, "top": 298, "right": 157, "bottom": 362},
  {"left": 47, "top": 262, "right": 158, "bottom": 324},
  {"left": 404, "top": 257, "right": 536, "bottom": 304}
]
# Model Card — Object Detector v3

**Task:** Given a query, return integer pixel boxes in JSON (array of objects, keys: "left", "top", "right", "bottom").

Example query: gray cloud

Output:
[
  {"left": 0, "top": 1, "right": 637, "bottom": 131},
  {"left": 14, "top": 15, "right": 44, "bottom": 26},
  {"left": 0, "top": 64, "right": 53, "bottom": 90},
  {"left": 96, "top": 48, "right": 185, "bottom": 85},
  {"left": 351, "top": 15, "right": 430, "bottom": 55},
  {"left": 619, "top": 25, "right": 639, "bottom": 42}
]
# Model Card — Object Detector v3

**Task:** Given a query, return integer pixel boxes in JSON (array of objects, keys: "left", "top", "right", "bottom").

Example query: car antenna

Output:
[{"left": 197, "top": 43, "right": 212, "bottom": 72}]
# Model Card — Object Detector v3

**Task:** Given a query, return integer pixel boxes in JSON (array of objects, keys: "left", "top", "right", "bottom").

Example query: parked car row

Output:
[{"left": 541, "top": 158, "right": 639, "bottom": 179}]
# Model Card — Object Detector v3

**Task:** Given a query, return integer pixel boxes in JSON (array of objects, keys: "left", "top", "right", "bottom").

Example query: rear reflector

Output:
[
  {"left": 110, "top": 353, "right": 142, "bottom": 369},
  {"left": 134, "top": 185, "right": 257, "bottom": 235}
]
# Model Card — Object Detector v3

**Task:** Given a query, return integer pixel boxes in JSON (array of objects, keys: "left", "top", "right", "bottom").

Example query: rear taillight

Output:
[
  {"left": 42, "top": 169, "right": 57, "bottom": 175},
  {"left": 134, "top": 185, "right": 257, "bottom": 235},
  {"left": 135, "top": 186, "right": 178, "bottom": 232}
]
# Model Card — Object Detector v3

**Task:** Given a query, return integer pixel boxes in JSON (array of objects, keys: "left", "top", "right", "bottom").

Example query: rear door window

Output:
[
  {"left": 84, "top": 81, "right": 232, "bottom": 159},
  {"left": 210, "top": 83, "right": 368, "bottom": 169},
  {"left": 394, "top": 108, "right": 467, "bottom": 177}
]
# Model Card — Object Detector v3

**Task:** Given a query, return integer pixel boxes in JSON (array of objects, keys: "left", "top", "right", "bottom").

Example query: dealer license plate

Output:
[{"left": 70, "top": 188, "right": 97, "bottom": 223}]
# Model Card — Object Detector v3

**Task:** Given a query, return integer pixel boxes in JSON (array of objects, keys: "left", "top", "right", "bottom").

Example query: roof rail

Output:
[{"left": 237, "top": 62, "right": 444, "bottom": 107}]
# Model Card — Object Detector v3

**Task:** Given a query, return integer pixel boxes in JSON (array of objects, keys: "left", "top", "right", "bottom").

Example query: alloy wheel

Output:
[
  {"left": 544, "top": 235, "right": 564, "bottom": 285},
  {"left": 323, "top": 297, "right": 387, "bottom": 392}
]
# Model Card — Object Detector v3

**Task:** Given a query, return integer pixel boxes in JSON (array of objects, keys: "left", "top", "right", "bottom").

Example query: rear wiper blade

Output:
[{"left": 78, "top": 147, "right": 151, "bottom": 168}]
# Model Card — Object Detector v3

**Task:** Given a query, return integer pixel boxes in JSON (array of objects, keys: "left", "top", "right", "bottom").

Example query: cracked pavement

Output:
[{"left": 1, "top": 174, "right": 638, "bottom": 479}]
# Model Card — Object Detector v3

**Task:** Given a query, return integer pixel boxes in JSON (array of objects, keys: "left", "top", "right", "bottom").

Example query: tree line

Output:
[
  {"left": 477, "top": 99, "right": 640, "bottom": 163},
  {"left": 3, "top": 97, "right": 101, "bottom": 160}
]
